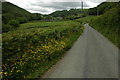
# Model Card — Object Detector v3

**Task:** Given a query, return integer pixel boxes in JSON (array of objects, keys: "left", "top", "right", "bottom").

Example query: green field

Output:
[
  {"left": 3, "top": 20, "right": 84, "bottom": 78},
  {"left": 19, "top": 21, "right": 76, "bottom": 29}
]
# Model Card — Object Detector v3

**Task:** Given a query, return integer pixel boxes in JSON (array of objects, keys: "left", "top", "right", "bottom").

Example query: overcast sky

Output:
[{"left": 3, "top": 0, "right": 119, "bottom": 14}]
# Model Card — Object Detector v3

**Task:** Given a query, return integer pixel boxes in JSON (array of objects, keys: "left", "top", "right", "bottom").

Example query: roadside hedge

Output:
[{"left": 2, "top": 21, "right": 83, "bottom": 78}]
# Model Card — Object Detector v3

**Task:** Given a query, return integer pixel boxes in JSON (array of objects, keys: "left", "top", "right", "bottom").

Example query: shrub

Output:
[
  {"left": 18, "top": 17, "right": 28, "bottom": 24},
  {"left": 8, "top": 20, "right": 20, "bottom": 28},
  {"left": 2, "top": 24, "right": 12, "bottom": 32}
]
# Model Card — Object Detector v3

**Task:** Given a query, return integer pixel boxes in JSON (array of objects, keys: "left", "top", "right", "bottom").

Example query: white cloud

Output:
[{"left": 29, "top": 2, "right": 89, "bottom": 13}]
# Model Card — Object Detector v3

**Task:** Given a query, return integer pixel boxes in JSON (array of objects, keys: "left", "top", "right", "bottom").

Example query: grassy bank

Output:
[
  {"left": 89, "top": 8, "right": 119, "bottom": 48},
  {"left": 75, "top": 13, "right": 119, "bottom": 48},
  {"left": 2, "top": 20, "right": 84, "bottom": 78}
]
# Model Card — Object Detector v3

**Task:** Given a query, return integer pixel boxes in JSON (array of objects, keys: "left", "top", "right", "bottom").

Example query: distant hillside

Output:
[
  {"left": 2, "top": 2, "right": 31, "bottom": 24},
  {"left": 50, "top": 9, "right": 81, "bottom": 17},
  {"left": 50, "top": 9, "right": 88, "bottom": 19},
  {"left": 2, "top": 2, "right": 42, "bottom": 32},
  {"left": 2, "top": 2, "right": 31, "bottom": 14},
  {"left": 89, "top": 2, "right": 118, "bottom": 15},
  {"left": 2, "top": 2, "right": 43, "bottom": 23}
]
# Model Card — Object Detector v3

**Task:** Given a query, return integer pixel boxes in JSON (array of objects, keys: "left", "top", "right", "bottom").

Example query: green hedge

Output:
[{"left": 2, "top": 21, "right": 83, "bottom": 78}]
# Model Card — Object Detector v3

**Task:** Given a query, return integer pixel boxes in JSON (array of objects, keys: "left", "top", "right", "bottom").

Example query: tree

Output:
[{"left": 8, "top": 20, "right": 20, "bottom": 28}]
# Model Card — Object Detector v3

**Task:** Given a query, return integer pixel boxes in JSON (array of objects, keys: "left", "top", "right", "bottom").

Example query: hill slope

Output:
[
  {"left": 2, "top": 2, "right": 32, "bottom": 24},
  {"left": 89, "top": 2, "right": 118, "bottom": 15},
  {"left": 89, "top": 2, "right": 120, "bottom": 48},
  {"left": 2, "top": 2, "right": 42, "bottom": 32},
  {"left": 50, "top": 9, "right": 88, "bottom": 20}
]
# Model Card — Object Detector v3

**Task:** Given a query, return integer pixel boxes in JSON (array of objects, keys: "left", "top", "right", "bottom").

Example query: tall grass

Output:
[
  {"left": 90, "top": 8, "right": 119, "bottom": 48},
  {"left": 2, "top": 21, "right": 84, "bottom": 78}
]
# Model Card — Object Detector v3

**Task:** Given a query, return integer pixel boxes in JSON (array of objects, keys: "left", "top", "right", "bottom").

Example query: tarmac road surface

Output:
[{"left": 42, "top": 24, "right": 118, "bottom": 78}]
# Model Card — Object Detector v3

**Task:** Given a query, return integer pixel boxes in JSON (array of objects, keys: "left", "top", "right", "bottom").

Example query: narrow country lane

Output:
[{"left": 42, "top": 24, "right": 118, "bottom": 78}]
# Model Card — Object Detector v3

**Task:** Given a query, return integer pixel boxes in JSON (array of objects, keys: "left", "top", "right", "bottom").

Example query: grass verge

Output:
[{"left": 89, "top": 8, "right": 119, "bottom": 48}]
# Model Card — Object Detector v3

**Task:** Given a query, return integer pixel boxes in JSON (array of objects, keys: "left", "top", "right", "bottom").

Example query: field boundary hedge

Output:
[{"left": 2, "top": 21, "right": 84, "bottom": 78}]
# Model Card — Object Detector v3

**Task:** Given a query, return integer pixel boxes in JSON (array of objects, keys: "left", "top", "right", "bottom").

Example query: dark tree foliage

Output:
[
  {"left": 89, "top": 2, "right": 117, "bottom": 15},
  {"left": 50, "top": 9, "right": 88, "bottom": 19},
  {"left": 31, "top": 13, "right": 42, "bottom": 21},
  {"left": 2, "top": 2, "right": 42, "bottom": 32},
  {"left": 8, "top": 20, "right": 20, "bottom": 28},
  {"left": 89, "top": 7, "right": 97, "bottom": 15},
  {"left": 43, "top": 15, "right": 54, "bottom": 21}
]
